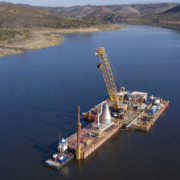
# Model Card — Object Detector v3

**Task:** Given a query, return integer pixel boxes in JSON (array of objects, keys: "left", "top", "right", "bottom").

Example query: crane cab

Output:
[{"left": 111, "top": 108, "right": 124, "bottom": 118}]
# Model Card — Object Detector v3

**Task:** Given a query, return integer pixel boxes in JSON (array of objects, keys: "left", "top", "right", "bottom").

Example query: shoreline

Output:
[{"left": 0, "top": 24, "right": 122, "bottom": 58}]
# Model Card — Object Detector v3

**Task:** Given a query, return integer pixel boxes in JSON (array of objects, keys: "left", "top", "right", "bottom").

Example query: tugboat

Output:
[{"left": 45, "top": 138, "right": 75, "bottom": 170}]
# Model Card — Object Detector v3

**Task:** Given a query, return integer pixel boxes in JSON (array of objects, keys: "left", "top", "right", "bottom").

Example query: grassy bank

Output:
[{"left": 0, "top": 24, "right": 122, "bottom": 58}]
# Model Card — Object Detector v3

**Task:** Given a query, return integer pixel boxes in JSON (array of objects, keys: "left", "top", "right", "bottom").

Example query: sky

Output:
[{"left": 1, "top": 0, "right": 178, "bottom": 7}]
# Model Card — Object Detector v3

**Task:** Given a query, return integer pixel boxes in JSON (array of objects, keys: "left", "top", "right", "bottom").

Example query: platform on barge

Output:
[
  {"left": 67, "top": 121, "right": 123, "bottom": 159},
  {"left": 129, "top": 101, "right": 169, "bottom": 131},
  {"left": 82, "top": 92, "right": 169, "bottom": 132}
]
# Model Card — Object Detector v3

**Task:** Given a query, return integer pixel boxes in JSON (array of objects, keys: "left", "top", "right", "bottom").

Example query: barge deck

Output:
[
  {"left": 82, "top": 93, "right": 169, "bottom": 132},
  {"left": 45, "top": 91, "right": 169, "bottom": 170},
  {"left": 130, "top": 101, "right": 169, "bottom": 131},
  {"left": 67, "top": 122, "right": 122, "bottom": 159}
]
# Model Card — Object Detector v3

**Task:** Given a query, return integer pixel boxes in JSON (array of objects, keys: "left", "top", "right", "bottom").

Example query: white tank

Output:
[
  {"left": 154, "top": 99, "right": 160, "bottom": 105},
  {"left": 101, "top": 103, "right": 111, "bottom": 125},
  {"left": 149, "top": 95, "right": 154, "bottom": 101},
  {"left": 59, "top": 155, "right": 63, "bottom": 160},
  {"left": 53, "top": 153, "right": 57, "bottom": 158}
]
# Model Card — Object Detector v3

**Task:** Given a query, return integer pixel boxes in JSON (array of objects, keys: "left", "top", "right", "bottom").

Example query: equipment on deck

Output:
[
  {"left": 151, "top": 105, "right": 157, "bottom": 114},
  {"left": 102, "top": 102, "right": 112, "bottom": 125}
]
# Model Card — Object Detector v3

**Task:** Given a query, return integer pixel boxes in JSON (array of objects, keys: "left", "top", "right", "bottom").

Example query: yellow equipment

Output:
[
  {"left": 96, "top": 130, "right": 104, "bottom": 138},
  {"left": 95, "top": 47, "right": 125, "bottom": 111}
]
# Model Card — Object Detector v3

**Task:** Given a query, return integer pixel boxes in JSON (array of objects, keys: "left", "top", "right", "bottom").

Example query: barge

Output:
[
  {"left": 46, "top": 93, "right": 169, "bottom": 170},
  {"left": 45, "top": 47, "right": 169, "bottom": 170},
  {"left": 46, "top": 105, "right": 123, "bottom": 170}
]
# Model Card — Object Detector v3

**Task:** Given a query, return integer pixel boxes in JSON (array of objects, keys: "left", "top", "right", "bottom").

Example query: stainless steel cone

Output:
[{"left": 101, "top": 103, "right": 111, "bottom": 125}]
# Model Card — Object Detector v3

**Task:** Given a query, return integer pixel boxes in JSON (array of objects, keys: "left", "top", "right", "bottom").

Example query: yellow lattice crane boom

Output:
[{"left": 95, "top": 47, "right": 125, "bottom": 111}]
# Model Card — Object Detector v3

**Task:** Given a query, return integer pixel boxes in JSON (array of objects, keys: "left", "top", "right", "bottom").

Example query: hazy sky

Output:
[{"left": 2, "top": 0, "right": 175, "bottom": 7}]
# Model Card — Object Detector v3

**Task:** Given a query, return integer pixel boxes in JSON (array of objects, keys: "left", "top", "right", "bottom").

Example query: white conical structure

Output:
[{"left": 101, "top": 103, "right": 111, "bottom": 125}]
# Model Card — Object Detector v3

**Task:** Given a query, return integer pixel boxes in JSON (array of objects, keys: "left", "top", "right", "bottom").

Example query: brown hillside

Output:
[
  {"left": 109, "top": 5, "right": 140, "bottom": 14},
  {"left": 87, "top": 7, "right": 115, "bottom": 19},
  {"left": 70, "top": 6, "right": 95, "bottom": 17},
  {"left": 88, "top": 6, "right": 141, "bottom": 22},
  {"left": 0, "top": 4, "right": 63, "bottom": 17},
  {"left": 52, "top": 6, "right": 95, "bottom": 17},
  {"left": 91, "top": 7, "right": 114, "bottom": 15},
  {"left": 142, "top": 4, "right": 180, "bottom": 21},
  {"left": 0, "top": 4, "right": 100, "bottom": 29},
  {"left": 0, "top": 4, "right": 73, "bottom": 28},
  {"left": 132, "top": 3, "right": 177, "bottom": 15},
  {"left": 166, "top": 4, "right": 180, "bottom": 12},
  {"left": 141, "top": 4, "right": 180, "bottom": 30}
]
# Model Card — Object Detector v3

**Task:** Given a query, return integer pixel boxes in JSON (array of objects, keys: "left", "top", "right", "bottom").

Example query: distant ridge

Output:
[
  {"left": 0, "top": 1, "right": 180, "bottom": 31},
  {"left": 92, "top": 7, "right": 114, "bottom": 14},
  {"left": 0, "top": 4, "right": 102, "bottom": 29},
  {"left": 132, "top": 3, "right": 177, "bottom": 15},
  {"left": 87, "top": 7, "right": 115, "bottom": 20},
  {"left": 0, "top": 1, "right": 12, "bottom": 4},
  {"left": 55, "top": 6, "right": 95, "bottom": 17},
  {"left": 109, "top": 5, "right": 140, "bottom": 14},
  {"left": 166, "top": 4, "right": 180, "bottom": 12}
]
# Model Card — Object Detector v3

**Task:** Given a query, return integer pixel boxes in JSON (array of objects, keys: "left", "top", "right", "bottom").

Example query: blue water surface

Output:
[{"left": 0, "top": 25, "right": 180, "bottom": 180}]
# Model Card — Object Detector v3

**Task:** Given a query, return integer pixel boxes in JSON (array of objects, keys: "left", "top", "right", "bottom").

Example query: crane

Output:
[{"left": 95, "top": 47, "right": 125, "bottom": 116}]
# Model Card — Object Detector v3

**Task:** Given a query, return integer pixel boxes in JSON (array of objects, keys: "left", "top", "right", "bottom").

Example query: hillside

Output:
[
  {"left": 0, "top": 4, "right": 72, "bottom": 29},
  {"left": 108, "top": 5, "right": 140, "bottom": 14},
  {"left": 87, "top": 6, "right": 141, "bottom": 22},
  {"left": 4, "top": 3, "right": 176, "bottom": 19},
  {"left": 1, "top": 2, "right": 180, "bottom": 30},
  {"left": 87, "top": 7, "right": 115, "bottom": 20},
  {"left": 0, "top": 3, "right": 122, "bottom": 58},
  {"left": 166, "top": 4, "right": 180, "bottom": 12},
  {"left": 0, "top": 4, "right": 102, "bottom": 28},
  {"left": 85, "top": 4, "right": 177, "bottom": 23},
  {"left": 43, "top": 4, "right": 177, "bottom": 17},
  {"left": 0, "top": 1, "right": 12, "bottom": 4},
  {"left": 132, "top": 3, "right": 177, "bottom": 15},
  {"left": 141, "top": 5, "right": 180, "bottom": 29},
  {"left": 142, "top": 5, "right": 180, "bottom": 21},
  {"left": 1, "top": 2, "right": 178, "bottom": 22},
  {"left": 57, "top": 6, "right": 95, "bottom": 17},
  {"left": 42, "top": 4, "right": 178, "bottom": 17}
]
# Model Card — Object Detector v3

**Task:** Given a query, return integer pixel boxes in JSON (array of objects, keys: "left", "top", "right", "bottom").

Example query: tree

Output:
[
  {"left": 82, "top": 16, "right": 89, "bottom": 21},
  {"left": 93, "top": 15, "right": 96, "bottom": 21}
]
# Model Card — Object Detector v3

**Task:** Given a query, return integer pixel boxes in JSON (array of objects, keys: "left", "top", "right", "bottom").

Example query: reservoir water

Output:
[{"left": 0, "top": 25, "right": 180, "bottom": 179}]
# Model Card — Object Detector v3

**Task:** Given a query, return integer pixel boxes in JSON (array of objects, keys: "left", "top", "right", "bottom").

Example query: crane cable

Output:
[
  {"left": 94, "top": 54, "right": 97, "bottom": 106},
  {"left": 108, "top": 57, "right": 123, "bottom": 87},
  {"left": 108, "top": 57, "right": 122, "bottom": 85}
]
